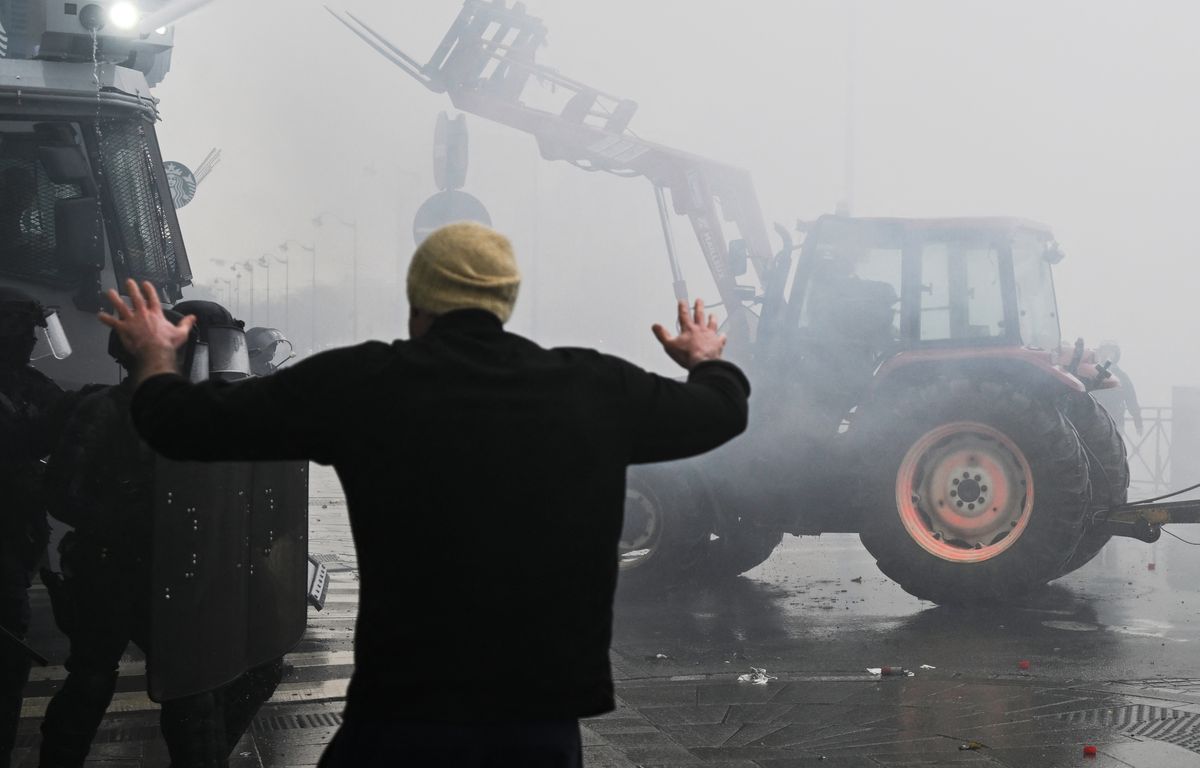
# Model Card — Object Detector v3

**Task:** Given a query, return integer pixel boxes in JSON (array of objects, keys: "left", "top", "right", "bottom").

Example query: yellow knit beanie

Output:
[{"left": 406, "top": 223, "right": 521, "bottom": 323}]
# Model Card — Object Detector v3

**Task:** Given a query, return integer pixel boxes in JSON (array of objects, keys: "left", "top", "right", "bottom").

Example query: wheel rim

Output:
[
  {"left": 894, "top": 421, "right": 1035, "bottom": 563},
  {"left": 619, "top": 487, "right": 661, "bottom": 569}
]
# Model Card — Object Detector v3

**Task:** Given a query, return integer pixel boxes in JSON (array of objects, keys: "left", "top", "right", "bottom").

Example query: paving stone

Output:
[
  {"left": 724, "top": 701, "right": 806, "bottom": 724},
  {"left": 595, "top": 730, "right": 681, "bottom": 749},
  {"left": 718, "top": 720, "right": 795, "bottom": 748},
  {"left": 639, "top": 704, "right": 730, "bottom": 726},
  {"left": 771, "top": 681, "right": 877, "bottom": 705},
  {"left": 584, "top": 718, "right": 660, "bottom": 736},
  {"left": 660, "top": 723, "right": 745, "bottom": 747},
  {"left": 620, "top": 743, "right": 699, "bottom": 763},
  {"left": 581, "top": 744, "right": 639, "bottom": 768},
  {"left": 986, "top": 745, "right": 1135, "bottom": 767},
  {"left": 696, "top": 681, "right": 785, "bottom": 705},
  {"left": 616, "top": 684, "right": 699, "bottom": 707},
  {"left": 580, "top": 724, "right": 606, "bottom": 746},
  {"left": 754, "top": 758, "right": 881, "bottom": 768},
  {"left": 1099, "top": 740, "right": 1200, "bottom": 768}
]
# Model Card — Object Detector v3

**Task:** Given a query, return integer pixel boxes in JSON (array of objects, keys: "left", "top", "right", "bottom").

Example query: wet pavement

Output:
[{"left": 13, "top": 465, "right": 1200, "bottom": 766}]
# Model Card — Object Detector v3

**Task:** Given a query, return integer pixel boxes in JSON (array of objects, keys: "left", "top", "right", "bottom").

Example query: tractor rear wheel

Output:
[
  {"left": 1057, "top": 392, "right": 1129, "bottom": 576},
  {"left": 856, "top": 380, "right": 1091, "bottom": 604},
  {"left": 617, "top": 466, "right": 712, "bottom": 592}
]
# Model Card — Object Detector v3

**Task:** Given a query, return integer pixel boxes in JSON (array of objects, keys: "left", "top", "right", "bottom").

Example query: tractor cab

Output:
[{"left": 780, "top": 216, "right": 1063, "bottom": 360}]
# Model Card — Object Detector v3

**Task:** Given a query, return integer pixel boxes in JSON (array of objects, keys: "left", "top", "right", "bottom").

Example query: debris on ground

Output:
[
  {"left": 958, "top": 740, "right": 986, "bottom": 751},
  {"left": 1083, "top": 744, "right": 1098, "bottom": 756},
  {"left": 645, "top": 653, "right": 670, "bottom": 661},
  {"left": 867, "top": 666, "right": 913, "bottom": 677},
  {"left": 1018, "top": 660, "right": 1031, "bottom": 671},
  {"left": 851, "top": 576, "right": 863, "bottom": 583},
  {"left": 920, "top": 664, "right": 936, "bottom": 670},
  {"left": 737, "top": 667, "right": 777, "bottom": 685}
]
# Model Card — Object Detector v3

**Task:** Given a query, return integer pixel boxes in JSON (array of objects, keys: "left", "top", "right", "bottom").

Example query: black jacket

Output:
[
  {"left": 131, "top": 310, "right": 751, "bottom": 720},
  {"left": 0, "top": 366, "right": 65, "bottom": 558}
]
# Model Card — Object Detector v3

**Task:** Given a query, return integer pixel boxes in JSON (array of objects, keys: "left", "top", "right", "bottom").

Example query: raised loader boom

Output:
[{"left": 329, "top": 0, "right": 777, "bottom": 347}]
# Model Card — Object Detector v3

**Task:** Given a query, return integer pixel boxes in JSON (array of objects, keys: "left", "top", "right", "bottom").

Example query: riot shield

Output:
[
  {"left": 148, "top": 458, "right": 309, "bottom": 702},
  {"left": 245, "top": 462, "right": 309, "bottom": 669}
]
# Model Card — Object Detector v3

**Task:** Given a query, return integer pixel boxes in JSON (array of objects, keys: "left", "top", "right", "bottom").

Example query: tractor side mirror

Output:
[
  {"left": 38, "top": 146, "right": 91, "bottom": 183},
  {"left": 1043, "top": 241, "right": 1066, "bottom": 265},
  {"left": 55, "top": 197, "right": 105, "bottom": 271},
  {"left": 728, "top": 239, "right": 749, "bottom": 277}
]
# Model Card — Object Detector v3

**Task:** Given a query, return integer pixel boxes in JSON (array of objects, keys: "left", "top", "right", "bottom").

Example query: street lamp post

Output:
[
  {"left": 280, "top": 240, "right": 317, "bottom": 353},
  {"left": 213, "top": 277, "right": 233, "bottom": 308},
  {"left": 257, "top": 254, "right": 273, "bottom": 327},
  {"left": 230, "top": 266, "right": 242, "bottom": 318},
  {"left": 273, "top": 253, "right": 290, "bottom": 334},
  {"left": 239, "top": 260, "right": 255, "bottom": 326},
  {"left": 313, "top": 212, "right": 359, "bottom": 340}
]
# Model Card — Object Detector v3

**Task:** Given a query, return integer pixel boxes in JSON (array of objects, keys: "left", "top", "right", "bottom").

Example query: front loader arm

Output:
[{"left": 329, "top": 1, "right": 775, "bottom": 346}]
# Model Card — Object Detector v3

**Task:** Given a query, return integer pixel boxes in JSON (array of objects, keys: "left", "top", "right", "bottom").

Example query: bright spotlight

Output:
[{"left": 108, "top": 2, "right": 140, "bottom": 30}]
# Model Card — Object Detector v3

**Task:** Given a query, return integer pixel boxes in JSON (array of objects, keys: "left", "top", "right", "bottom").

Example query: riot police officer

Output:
[
  {"left": 0, "top": 287, "right": 71, "bottom": 768},
  {"left": 246, "top": 327, "right": 295, "bottom": 377},
  {"left": 39, "top": 304, "right": 281, "bottom": 767},
  {"left": 37, "top": 313, "right": 205, "bottom": 767}
]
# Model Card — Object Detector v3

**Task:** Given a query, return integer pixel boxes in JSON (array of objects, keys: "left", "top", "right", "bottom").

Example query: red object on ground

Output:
[
  {"left": 1083, "top": 745, "right": 1098, "bottom": 756},
  {"left": 1018, "top": 660, "right": 1031, "bottom": 670}
]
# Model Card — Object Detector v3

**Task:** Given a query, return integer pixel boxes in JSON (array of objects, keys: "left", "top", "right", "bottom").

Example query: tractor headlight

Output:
[{"left": 108, "top": 2, "right": 140, "bottom": 31}]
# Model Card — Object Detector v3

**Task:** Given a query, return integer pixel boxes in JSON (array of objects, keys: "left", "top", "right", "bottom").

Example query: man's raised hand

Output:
[
  {"left": 652, "top": 299, "right": 727, "bottom": 371},
  {"left": 98, "top": 279, "right": 196, "bottom": 384}
]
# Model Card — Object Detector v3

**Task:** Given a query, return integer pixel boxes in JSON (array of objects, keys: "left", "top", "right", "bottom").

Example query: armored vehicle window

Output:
[
  {"left": 91, "top": 121, "right": 189, "bottom": 285},
  {"left": 0, "top": 121, "right": 88, "bottom": 288},
  {"left": 918, "top": 243, "right": 1005, "bottom": 342}
]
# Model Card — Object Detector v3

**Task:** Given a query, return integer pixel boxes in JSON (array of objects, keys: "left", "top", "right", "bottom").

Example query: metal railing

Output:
[{"left": 1116, "top": 407, "right": 1172, "bottom": 495}]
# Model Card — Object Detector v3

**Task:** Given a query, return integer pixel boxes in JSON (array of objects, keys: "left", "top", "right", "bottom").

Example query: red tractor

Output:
[
  {"left": 334, "top": 1, "right": 1138, "bottom": 603},
  {"left": 621, "top": 216, "right": 1128, "bottom": 603}
]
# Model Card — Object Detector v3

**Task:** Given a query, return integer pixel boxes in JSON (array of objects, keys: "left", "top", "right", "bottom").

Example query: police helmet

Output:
[
  {"left": 0, "top": 286, "right": 48, "bottom": 337},
  {"left": 173, "top": 300, "right": 251, "bottom": 381}
]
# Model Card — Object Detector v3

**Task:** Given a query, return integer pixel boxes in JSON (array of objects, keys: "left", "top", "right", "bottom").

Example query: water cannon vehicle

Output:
[{"left": 0, "top": 0, "right": 314, "bottom": 701}]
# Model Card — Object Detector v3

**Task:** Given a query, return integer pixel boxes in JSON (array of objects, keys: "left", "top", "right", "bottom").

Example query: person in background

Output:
[{"left": 1093, "top": 340, "right": 1143, "bottom": 435}]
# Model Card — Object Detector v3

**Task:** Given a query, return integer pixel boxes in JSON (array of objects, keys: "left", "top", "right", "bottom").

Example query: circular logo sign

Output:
[
  {"left": 164, "top": 161, "right": 198, "bottom": 209},
  {"left": 413, "top": 190, "right": 492, "bottom": 246}
]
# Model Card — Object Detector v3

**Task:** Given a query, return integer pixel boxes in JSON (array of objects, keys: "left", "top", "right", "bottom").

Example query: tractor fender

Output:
[{"left": 869, "top": 346, "right": 1087, "bottom": 399}]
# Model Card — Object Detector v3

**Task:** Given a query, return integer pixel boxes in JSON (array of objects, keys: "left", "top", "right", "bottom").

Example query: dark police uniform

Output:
[
  {"left": 38, "top": 379, "right": 285, "bottom": 767},
  {"left": 0, "top": 281, "right": 81, "bottom": 768},
  {"left": 0, "top": 362, "right": 62, "bottom": 767},
  {"left": 128, "top": 309, "right": 751, "bottom": 767}
]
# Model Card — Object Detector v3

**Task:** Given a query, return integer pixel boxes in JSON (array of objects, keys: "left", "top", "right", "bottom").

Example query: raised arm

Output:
[
  {"left": 626, "top": 299, "right": 751, "bottom": 464},
  {"left": 101, "top": 279, "right": 379, "bottom": 464}
]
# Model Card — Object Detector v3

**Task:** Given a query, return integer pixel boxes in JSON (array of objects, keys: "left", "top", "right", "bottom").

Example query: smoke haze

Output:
[{"left": 156, "top": 0, "right": 1199, "bottom": 402}]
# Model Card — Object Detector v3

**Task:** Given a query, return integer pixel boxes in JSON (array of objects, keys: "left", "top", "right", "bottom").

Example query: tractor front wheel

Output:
[{"left": 856, "top": 380, "right": 1091, "bottom": 604}]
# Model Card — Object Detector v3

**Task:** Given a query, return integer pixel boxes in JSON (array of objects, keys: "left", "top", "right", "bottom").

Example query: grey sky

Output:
[{"left": 155, "top": 1, "right": 1200, "bottom": 400}]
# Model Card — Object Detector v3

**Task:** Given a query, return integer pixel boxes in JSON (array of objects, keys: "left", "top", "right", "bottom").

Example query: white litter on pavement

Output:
[{"left": 737, "top": 667, "right": 777, "bottom": 685}]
